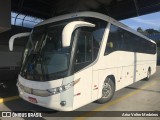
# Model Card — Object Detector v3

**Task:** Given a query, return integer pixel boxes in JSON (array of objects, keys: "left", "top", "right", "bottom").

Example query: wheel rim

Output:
[{"left": 102, "top": 80, "right": 112, "bottom": 98}]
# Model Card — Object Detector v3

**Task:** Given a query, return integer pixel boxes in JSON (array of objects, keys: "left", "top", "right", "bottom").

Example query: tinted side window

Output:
[
  {"left": 133, "top": 36, "right": 156, "bottom": 54},
  {"left": 144, "top": 41, "right": 156, "bottom": 54},
  {"left": 151, "top": 43, "right": 157, "bottom": 54},
  {"left": 105, "top": 24, "right": 122, "bottom": 55},
  {"left": 93, "top": 28, "right": 105, "bottom": 59},
  {"left": 105, "top": 24, "right": 156, "bottom": 55}
]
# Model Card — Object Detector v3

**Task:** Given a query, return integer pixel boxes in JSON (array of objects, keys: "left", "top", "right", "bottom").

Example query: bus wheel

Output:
[
  {"left": 146, "top": 68, "right": 151, "bottom": 81},
  {"left": 97, "top": 77, "right": 115, "bottom": 104}
]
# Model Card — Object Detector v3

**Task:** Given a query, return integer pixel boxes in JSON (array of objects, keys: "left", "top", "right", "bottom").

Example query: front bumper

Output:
[{"left": 17, "top": 84, "right": 73, "bottom": 111}]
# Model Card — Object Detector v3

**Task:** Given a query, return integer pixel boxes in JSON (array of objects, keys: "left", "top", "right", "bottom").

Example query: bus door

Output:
[{"left": 73, "top": 30, "right": 93, "bottom": 109}]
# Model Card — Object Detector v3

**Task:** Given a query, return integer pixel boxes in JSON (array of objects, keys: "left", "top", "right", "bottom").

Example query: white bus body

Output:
[{"left": 9, "top": 12, "right": 157, "bottom": 111}]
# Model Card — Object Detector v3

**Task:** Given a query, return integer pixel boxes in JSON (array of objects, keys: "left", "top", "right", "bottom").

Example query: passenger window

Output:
[
  {"left": 104, "top": 24, "right": 156, "bottom": 55},
  {"left": 123, "top": 31, "right": 135, "bottom": 52},
  {"left": 105, "top": 24, "right": 122, "bottom": 55},
  {"left": 93, "top": 28, "right": 105, "bottom": 59}
]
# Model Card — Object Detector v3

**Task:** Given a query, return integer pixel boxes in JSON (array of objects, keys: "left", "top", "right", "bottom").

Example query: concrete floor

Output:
[{"left": 0, "top": 67, "right": 160, "bottom": 120}]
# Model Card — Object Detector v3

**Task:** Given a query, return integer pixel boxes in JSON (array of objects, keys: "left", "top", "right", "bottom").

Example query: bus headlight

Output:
[
  {"left": 47, "top": 82, "right": 74, "bottom": 95},
  {"left": 47, "top": 78, "right": 80, "bottom": 95}
]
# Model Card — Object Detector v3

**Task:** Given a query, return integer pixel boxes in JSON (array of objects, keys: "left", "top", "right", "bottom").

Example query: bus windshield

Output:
[
  {"left": 20, "top": 17, "right": 107, "bottom": 81},
  {"left": 20, "top": 22, "right": 72, "bottom": 81}
]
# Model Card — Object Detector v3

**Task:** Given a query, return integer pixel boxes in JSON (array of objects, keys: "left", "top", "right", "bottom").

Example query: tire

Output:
[
  {"left": 145, "top": 68, "right": 151, "bottom": 81},
  {"left": 97, "top": 77, "right": 115, "bottom": 104}
]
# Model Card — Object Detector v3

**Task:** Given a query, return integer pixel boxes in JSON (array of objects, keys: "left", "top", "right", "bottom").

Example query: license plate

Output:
[{"left": 28, "top": 97, "right": 37, "bottom": 103}]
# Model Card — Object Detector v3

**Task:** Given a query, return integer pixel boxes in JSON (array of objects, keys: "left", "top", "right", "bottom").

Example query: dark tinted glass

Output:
[
  {"left": 105, "top": 24, "right": 122, "bottom": 55},
  {"left": 105, "top": 24, "right": 156, "bottom": 55}
]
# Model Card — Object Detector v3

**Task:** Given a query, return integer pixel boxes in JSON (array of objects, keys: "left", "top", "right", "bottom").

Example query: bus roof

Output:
[{"left": 36, "top": 11, "right": 156, "bottom": 44}]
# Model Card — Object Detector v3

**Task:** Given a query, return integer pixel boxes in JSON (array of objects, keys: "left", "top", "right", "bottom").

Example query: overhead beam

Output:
[
  {"left": 11, "top": 0, "right": 160, "bottom": 20},
  {"left": 133, "top": 0, "right": 140, "bottom": 16}
]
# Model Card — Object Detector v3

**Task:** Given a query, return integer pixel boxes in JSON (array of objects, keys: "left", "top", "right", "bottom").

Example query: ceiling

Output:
[{"left": 11, "top": 0, "right": 160, "bottom": 20}]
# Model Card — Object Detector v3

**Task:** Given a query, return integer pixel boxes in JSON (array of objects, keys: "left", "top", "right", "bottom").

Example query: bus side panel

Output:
[
  {"left": 135, "top": 53, "right": 157, "bottom": 82},
  {"left": 93, "top": 52, "right": 119, "bottom": 99},
  {"left": 151, "top": 53, "right": 157, "bottom": 75},
  {"left": 73, "top": 67, "right": 92, "bottom": 110},
  {"left": 117, "top": 51, "right": 135, "bottom": 89},
  {"left": 92, "top": 70, "right": 99, "bottom": 101}
]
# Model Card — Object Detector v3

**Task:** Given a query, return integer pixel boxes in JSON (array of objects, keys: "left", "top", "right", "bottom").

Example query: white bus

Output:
[{"left": 9, "top": 12, "right": 157, "bottom": 111}]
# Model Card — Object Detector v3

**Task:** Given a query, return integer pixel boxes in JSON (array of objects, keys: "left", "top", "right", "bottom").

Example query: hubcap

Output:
[{"left": 102, "top": 81, "right": 112, "bottom": 98}]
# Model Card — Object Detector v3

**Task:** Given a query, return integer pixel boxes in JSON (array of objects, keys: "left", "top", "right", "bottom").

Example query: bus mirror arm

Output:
[
  {"left": 9, "top": 32, "right": 30, "bottom": 51},
  {"left": 62, "top": 21, "right": 95, "bottom": 47}
]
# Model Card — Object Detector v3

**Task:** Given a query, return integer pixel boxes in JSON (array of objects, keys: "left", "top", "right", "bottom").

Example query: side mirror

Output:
[
  {"left": 9, "top": 32, "right": 30, "bottom": 51},
  {"left": 62, "top": 21, "right": 95, "bottom": 47}
]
